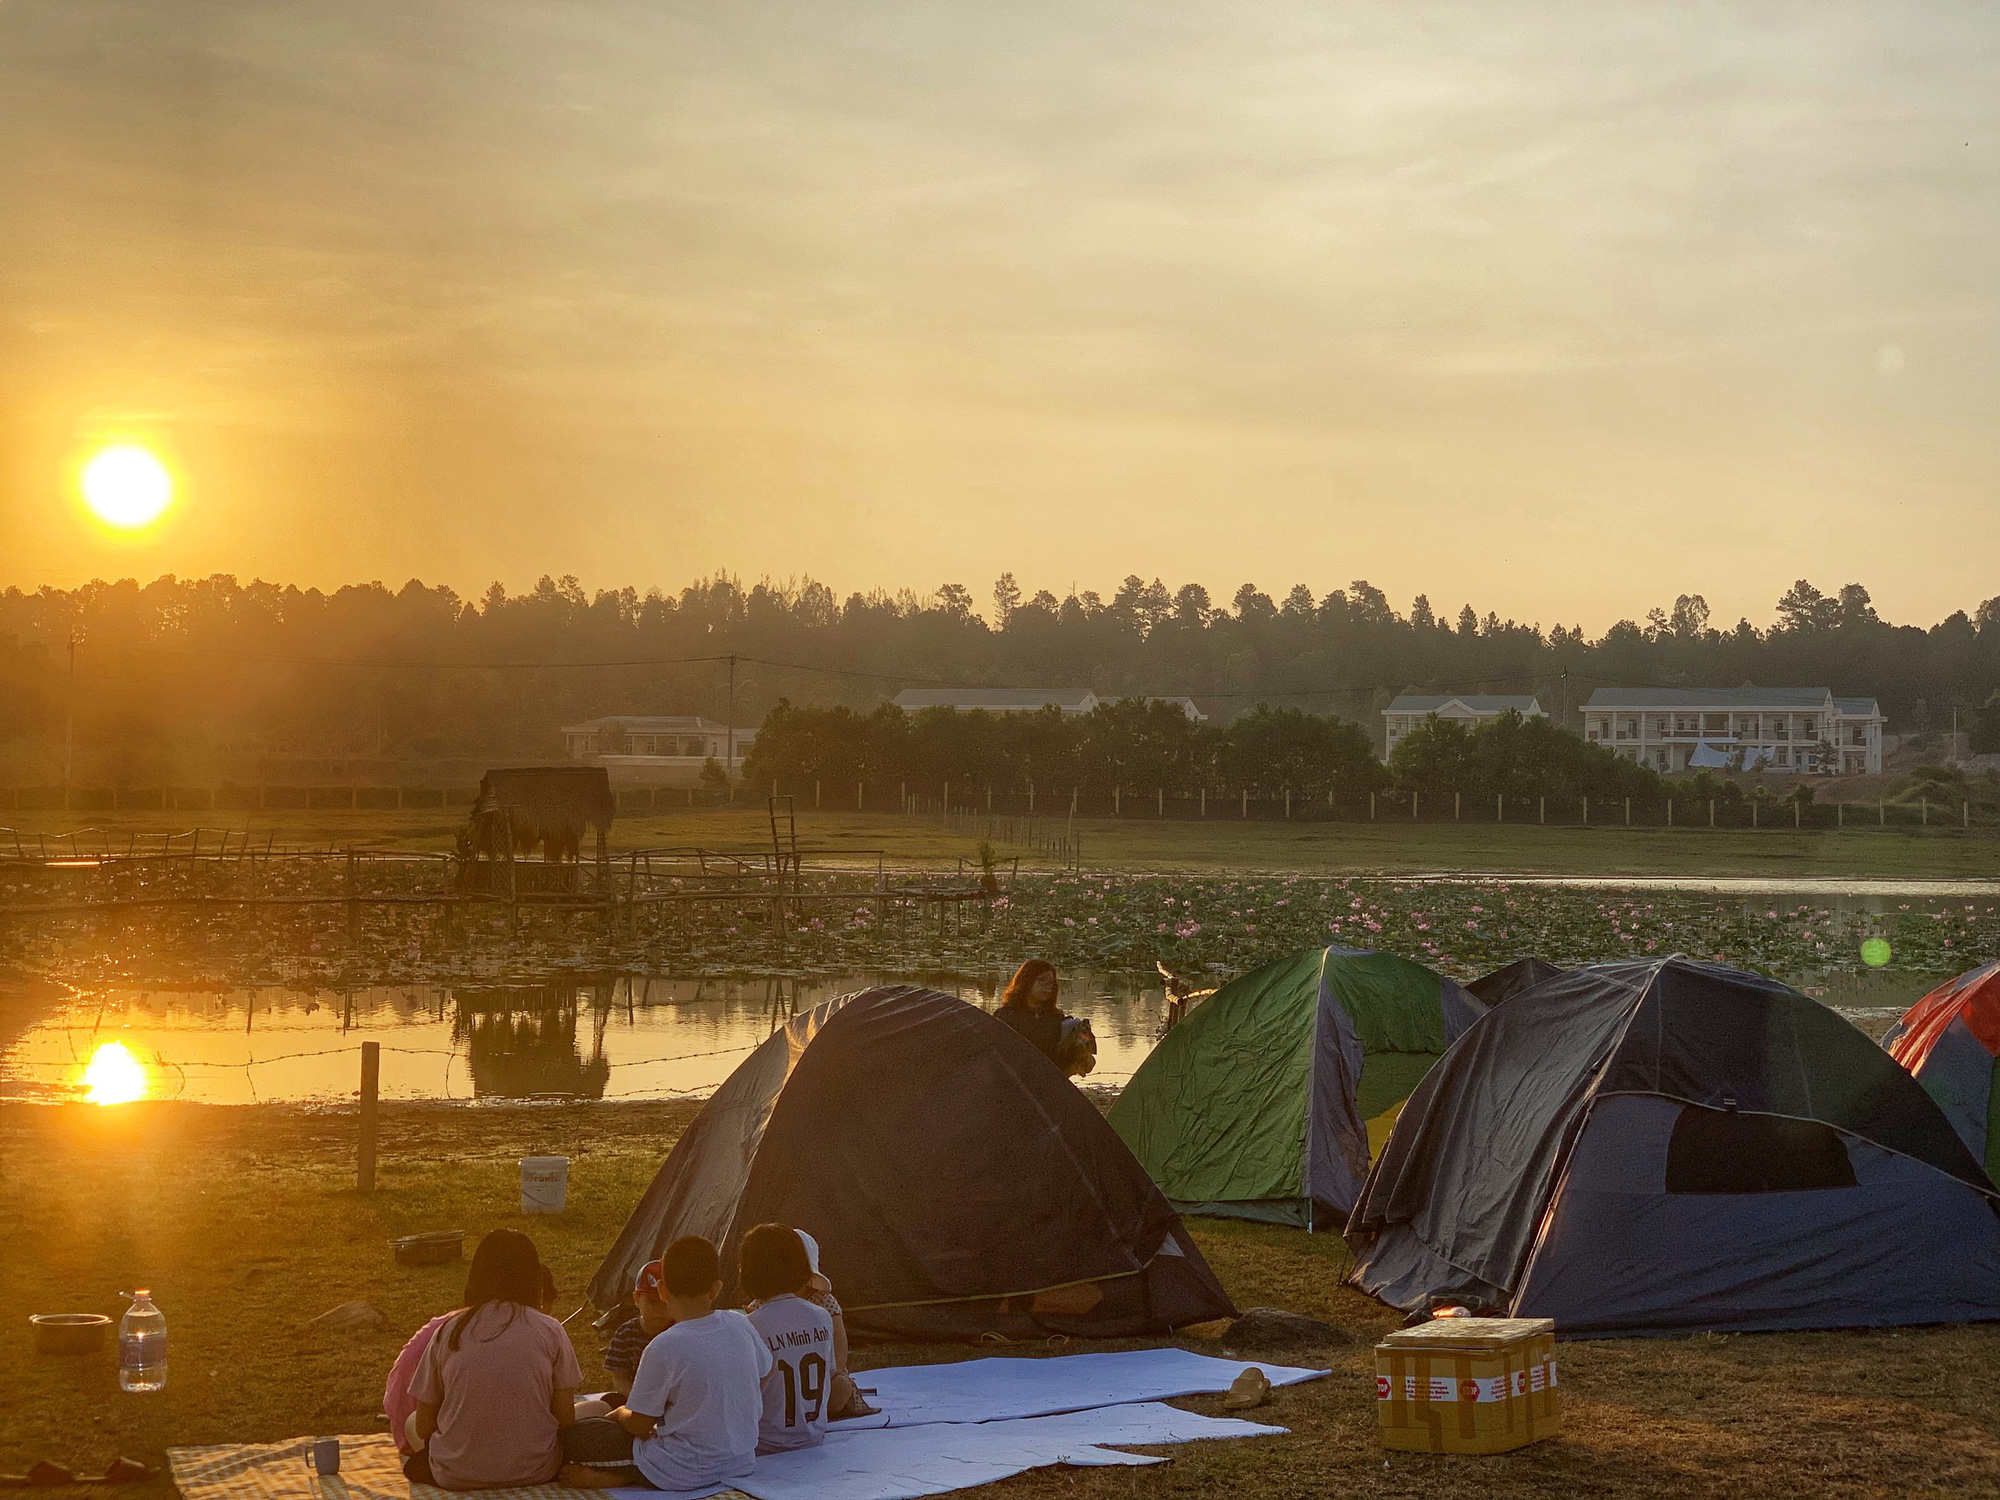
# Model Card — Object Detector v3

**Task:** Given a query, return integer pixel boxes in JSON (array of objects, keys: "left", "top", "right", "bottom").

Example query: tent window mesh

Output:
[{"left": 1664, "top": 1106, "right": 1857, "bottom": 1194}]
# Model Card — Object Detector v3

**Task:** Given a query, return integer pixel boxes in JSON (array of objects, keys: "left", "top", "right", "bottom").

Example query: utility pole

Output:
[
  {"left": 63, "top": 630, "right": 77, "bottom": 809},
  {"left": 1559, "top": 670, "right": 1568, "bottom": 731},
  {"left": 726, "top": 654, "right": 738, "bottom": 777}
]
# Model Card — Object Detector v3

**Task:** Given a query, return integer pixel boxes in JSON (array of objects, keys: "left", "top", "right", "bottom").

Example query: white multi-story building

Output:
[
  {"left": 889, "top": 688, "right": 1207, "bottom": 721},
  {"left": 1382, "top": 694, "right": 1545, "bottom": 756},
  {"left": 562, "top": 715, "right": 752, "bottom": 783},
  {"left": 1582, "top": 688, "right": 1883, "bottom": 775},
  {"left": 891, "top": 688, "right": 1101, "bottom": 715}
]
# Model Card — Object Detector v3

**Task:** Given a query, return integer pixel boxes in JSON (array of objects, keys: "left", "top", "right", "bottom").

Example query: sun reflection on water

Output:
[{"left": 82, "top": 1042, "right": 148, "bottom": 1105}]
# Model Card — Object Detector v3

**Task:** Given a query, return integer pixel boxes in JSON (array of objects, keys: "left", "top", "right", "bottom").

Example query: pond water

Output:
[
  {"left": 0, "top": 962, "right": 1945, "bottom": 1107},
  {"left": 0, "top": 972, "right": 1180, "bottom": 1106}
]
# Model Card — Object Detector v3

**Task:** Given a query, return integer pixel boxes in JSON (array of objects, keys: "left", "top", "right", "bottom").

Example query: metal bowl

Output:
[
  {"left": 393, "top": 1230, "right": 466, "bottom": 1267},
  {"left": 31, "top": 1313, "right": 112, "bottom": 1355}
]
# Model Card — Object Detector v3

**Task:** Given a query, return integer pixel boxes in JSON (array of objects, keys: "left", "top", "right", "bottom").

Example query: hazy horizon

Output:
[{"left": 4, "top": 2, "right": 1997, "bottom": 633}]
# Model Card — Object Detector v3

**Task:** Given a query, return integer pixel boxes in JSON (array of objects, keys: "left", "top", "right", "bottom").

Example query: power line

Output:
[
  {"left": 50, "top": 633, "right": 1790, "bottom": 733},
  {"left": 76, "top": 640, "right": 1666, "bottom": 701}
]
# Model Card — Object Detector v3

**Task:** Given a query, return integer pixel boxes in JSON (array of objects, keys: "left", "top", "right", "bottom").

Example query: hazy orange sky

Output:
[{"left": 3, "top": 1, "right": 1996, "bottom": 630}]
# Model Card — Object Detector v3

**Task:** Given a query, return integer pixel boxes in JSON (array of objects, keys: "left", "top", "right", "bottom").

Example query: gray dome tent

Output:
[
  {"left": 589, "top": 985, "right": 1235, "bottom": 1341},
  {"left": 1349, "top": 957, "right": 2000, "bottom": 1336}
]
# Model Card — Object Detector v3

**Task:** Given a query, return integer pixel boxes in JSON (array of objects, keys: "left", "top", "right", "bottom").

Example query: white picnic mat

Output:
[
  {"left": 169, "top": 1351, "right": 1319, "bottom": 1500},
  {"left": 624, "top": 1402, "right": 1288, "bottom": 1500},
  {"left": 834, "top": 1347, "right": 1328, "bottom": 1429}
]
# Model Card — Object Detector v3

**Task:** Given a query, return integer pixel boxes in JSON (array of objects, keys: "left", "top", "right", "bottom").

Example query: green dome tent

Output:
[{"left": 1108, "top": 946, "right": 1484, "bottom": 1228}]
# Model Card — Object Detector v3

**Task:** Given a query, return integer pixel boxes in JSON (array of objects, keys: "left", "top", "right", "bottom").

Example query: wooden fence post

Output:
[
  {"left": 1241, "top": 789, "right": 1248, "bottom": 818},
  {"left": 1410, "top": 790, "right": 1417, "bottom": 821},
  {"left": 1157, "top": 788, "right": 1164, "bottom": 817},
  {"left": 357, "top": 1041, "right": 380, "bottom": 1192},
  {"left": 1200, "top": 787, "right": 1205, "bottom": 817},
  {"left": 1921, "top": 798, "right": 1928, "bottom": 826},
  {"left": 505, "top": 810, "right": 519, "bottom": 927},
  {"left": 1795, "top": 799, "right": 1801, "bottom": 829},
  {"left": 1624, "top": 797, "right": 1631, "bottom": 826},
  {"left": 1667, "top": 800, "right": 1673, "bottom": 828},
  {"left": 1286, "top": 788, "right": 1292, "bottom": 819},
  {"left": 1454, "top": 791, "right": 1461, "bottom": 821},
  {"left": 1370, "top": 791, "right": 1376, "bottom": 820},
  {"left": 1711, "top": 799, "right": 1717, "bottom": 827},
  {"left": 1582, "top": 796, "right": 1589, "bottom": 825},
  {"left": 1496, "top": 793, "right": 1503, "bottom": 823}
]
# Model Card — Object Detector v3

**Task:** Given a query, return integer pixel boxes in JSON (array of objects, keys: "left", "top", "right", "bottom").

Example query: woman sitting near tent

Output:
[
  {"left": 997, "top": 961, "right": 1097, "bottom": 1077},
  {"left": 997, "top": 960, "right": 1068, "bottom": 1069},
  {"left": 404, "top": 1229, "right": 582, "bottom": 1489}
]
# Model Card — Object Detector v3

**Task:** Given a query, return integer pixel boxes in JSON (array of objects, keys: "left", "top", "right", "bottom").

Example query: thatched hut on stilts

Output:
[{"left": 457, "top": 766, "right": 616, "bottom": 894}]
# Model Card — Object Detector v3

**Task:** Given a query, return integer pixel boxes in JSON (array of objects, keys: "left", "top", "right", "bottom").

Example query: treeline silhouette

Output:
[
  {"left": 0, "top": 571, "right": 1995, "bottom": 781},
  {"left": 743, "top": 699, "right": 1663, "bottom": 807}
]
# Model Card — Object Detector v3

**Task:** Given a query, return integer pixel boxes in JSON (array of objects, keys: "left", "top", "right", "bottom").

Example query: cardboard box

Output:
[{"left": 1375, "top": 1316, "right": 1559, "bottom": 1455}]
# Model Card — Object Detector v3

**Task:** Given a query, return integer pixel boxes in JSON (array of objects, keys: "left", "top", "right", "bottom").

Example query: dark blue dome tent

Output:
[
  {"left": 1465, "top": 957, "right": 1567, "bottom": 1006},
  {"left": 1348, "top": 957, "right": 2000, "bottom": 1336},
  {"left": 589, "top": 986, "right": 1235, "bottom": 1341}
]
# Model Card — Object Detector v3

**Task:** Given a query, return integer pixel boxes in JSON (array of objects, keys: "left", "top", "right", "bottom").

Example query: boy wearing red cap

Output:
[{"left": 601, "top": 1258, "right": 671, "bottom": 1394}]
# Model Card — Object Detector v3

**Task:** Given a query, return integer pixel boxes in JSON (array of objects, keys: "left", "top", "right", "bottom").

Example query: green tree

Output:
[{"left": 1222, "top": 706, "right": 1383, "bottom": 797}]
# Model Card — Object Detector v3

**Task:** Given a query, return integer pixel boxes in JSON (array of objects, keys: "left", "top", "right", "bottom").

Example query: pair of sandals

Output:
[
  {"left": 0, "top": 1460, "right": 154, "bottom": 1488},
  {"left": 1222, "top": 1368, "right": 1271, "bottom": 1411}
]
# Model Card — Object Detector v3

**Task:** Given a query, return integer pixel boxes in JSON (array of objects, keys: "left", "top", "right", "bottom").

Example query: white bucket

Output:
[{"left": 520, "top": 1156, "right": 569, "bottom": 1214}]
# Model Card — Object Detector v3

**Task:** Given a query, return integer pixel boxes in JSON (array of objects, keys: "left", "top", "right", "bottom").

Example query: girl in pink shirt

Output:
[
  {"left": 405, "top": 1232, "right": 582, "bottom": 1489},
  {"left": 387, "top": 1266, "right": 559, "bottom": 1454}
]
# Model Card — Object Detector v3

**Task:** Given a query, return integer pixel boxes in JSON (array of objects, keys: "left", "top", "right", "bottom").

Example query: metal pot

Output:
[
  {"left": 393, "top": 1231, "right": 466, "bottom": 1267},
  {"left": 31, "top": 1313, "right": 112, "bottom": 1355}
]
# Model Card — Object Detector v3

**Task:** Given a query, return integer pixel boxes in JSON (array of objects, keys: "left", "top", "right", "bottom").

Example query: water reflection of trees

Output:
[{"left": 451, "top": 983, "right": 611, "bottom": 1100}]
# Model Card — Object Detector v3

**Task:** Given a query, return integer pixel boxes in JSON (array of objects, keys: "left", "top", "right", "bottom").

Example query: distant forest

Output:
[{"left": 1, "top": 571, "right": 1997, "bottom": 782}]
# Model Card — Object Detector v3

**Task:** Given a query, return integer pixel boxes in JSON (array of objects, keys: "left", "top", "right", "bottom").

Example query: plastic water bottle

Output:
[{"left": 119, "top": 1290, "right": 168, "bottom": 1392}]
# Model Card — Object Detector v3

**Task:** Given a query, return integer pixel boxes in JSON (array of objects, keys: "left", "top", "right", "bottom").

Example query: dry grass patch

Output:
[{"left": 3, "top": 1102, "right": 1998, "bottom": 1499}]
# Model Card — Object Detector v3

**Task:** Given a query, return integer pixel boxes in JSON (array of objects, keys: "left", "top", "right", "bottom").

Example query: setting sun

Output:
[
  {"left": 80, "top": 445, "right": 173, "bottom": 529},
  {"left": 82, "top": 1041, "right": 148, "bottom": 1105}
]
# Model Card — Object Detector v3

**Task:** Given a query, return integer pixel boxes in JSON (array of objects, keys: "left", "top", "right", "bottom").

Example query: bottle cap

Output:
[{"left": 133, "top": 1288, "right": 150, "bottom": 1297}]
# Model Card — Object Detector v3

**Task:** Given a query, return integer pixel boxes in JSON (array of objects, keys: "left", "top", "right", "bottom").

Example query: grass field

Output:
[
  {"left": 3, "top": 805, "right": 1997, "bottom": 880},
  {"left": 4, "top": 1100, "right": 1999, "bottom": 1499}
]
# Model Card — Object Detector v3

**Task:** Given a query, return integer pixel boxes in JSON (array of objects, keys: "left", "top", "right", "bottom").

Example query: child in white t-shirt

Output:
[
  {"left": 793, "top": 1230, "right": 876, "bottom": 1421},
  {"left": 739, "top": 1224, "right": 837, "bottom": 1454},
  {"left": 559, "top": 1236, "right": 770, "bottom": 1491}
]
